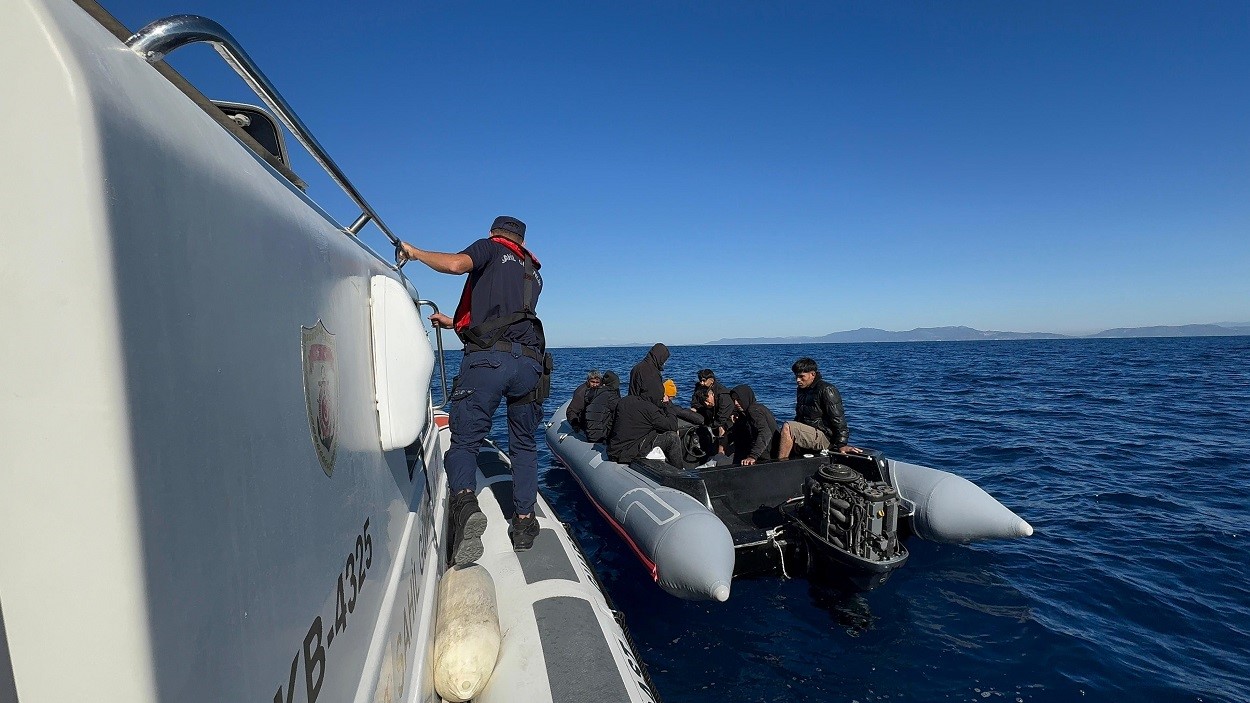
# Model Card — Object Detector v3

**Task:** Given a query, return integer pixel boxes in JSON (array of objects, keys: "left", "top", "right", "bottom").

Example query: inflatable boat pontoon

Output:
[{"left": 545, "top": 401, "right": 1032, "bottom": 599}]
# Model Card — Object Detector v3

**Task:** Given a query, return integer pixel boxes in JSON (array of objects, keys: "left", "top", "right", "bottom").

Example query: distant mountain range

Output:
[{"left": 707, "top": 323, "right": 1250, "bottom": 345}]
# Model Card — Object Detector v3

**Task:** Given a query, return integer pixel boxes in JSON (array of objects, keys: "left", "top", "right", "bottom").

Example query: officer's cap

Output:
[{"left": 490, "top": 215, "right": 526, "bottom": 239}]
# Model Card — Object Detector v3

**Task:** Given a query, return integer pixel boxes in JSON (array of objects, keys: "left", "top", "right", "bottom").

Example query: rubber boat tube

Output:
[
  {"left": 546, "top": 402, "right": 735, "bottom": 602},
  {"left": 888, "top": 459, "right": 1034, "bottom": 543}
]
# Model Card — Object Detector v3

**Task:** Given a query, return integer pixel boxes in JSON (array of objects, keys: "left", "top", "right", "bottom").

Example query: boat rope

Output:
[{"left": 773, "top": 537, "right": 790, "bottom": 580}]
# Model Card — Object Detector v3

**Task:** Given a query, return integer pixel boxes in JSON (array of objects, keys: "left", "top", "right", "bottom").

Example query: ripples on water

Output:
[{"left": 452, "top": 336, "right": 1250, "bottom": 702}]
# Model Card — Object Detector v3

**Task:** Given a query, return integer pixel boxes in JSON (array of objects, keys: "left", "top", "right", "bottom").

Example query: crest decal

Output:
[{"left": 302, "top": 320, "right": 338, "bottom": 477}]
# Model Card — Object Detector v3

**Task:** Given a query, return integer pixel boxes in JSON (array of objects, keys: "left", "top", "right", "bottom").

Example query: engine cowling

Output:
[{"left": 801, "top": 462, "right": 906, "bottom": 564}]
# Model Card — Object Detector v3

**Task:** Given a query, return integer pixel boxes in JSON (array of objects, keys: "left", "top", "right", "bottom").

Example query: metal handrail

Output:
[
  {"left": 126, "top": 14, "right": 404, "bottom": 257},
  {"left": 127, "top": 14, "right": 454, "bottom": 410},
  {"left": 415, "top": 300, "right": 451, "bottom": 408}
]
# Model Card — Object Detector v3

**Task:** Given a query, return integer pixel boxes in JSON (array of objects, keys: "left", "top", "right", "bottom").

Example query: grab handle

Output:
[{"left": 415, "top": 300, "right": 450, "bottom": 408}]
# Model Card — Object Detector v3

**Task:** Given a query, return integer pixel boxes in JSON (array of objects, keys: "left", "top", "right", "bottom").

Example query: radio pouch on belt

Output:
[
  {"left": 509, "top": 352, "right": 553, "bottom": 406},
  {"left": 537, "top": 352, "right": 553, "bottom": 403}
]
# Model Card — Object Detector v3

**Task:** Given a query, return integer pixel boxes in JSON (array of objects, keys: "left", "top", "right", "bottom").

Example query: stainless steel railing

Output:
[
  {"left": 127, "top": 15, "right": 454, "bottom": 406},
  {"left": 126, "top": 14, "right": 403, "bottom": 254},
  {"left": 415, "top": 300, "right": 452, "bottom": 408}
]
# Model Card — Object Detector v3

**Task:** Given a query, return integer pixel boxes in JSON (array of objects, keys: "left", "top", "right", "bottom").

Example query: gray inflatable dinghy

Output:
[{"left": 545, "top": 401, "right": 1031, "bottom": 599}]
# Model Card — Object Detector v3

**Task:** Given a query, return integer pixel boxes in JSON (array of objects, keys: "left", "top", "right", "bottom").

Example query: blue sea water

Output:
[{"left": 458, "top": 336, "right": 1250, "bottom": 703}]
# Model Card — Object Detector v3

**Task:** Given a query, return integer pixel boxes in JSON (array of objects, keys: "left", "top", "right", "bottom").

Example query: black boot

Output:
[
  {"left": 449, "top": 490, "right": 487, "bottom": 566},
  {"left": 510, "top": 513, "right": 540, "bottom": 551}
]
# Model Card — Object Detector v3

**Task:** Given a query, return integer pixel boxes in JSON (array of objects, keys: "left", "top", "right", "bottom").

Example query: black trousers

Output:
[{"left": 648, "top": 431, "right": 684, "bottom": 467}]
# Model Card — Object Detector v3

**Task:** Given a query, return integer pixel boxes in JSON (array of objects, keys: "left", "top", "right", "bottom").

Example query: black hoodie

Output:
[
  {"left": 628, "top": 343, "right": 669, "bottom": 408},
  {"left": 567, "top": 380, "right": 594, "bottom": 430},
  {"left": 729, "top": 384, "right": 778, "bottom": 462},
  {"left": 610, "top": 346, "right": 678, "bottom": 463},
  {"left": 582, "top": 371, "right": 621, "bottom": 443}
]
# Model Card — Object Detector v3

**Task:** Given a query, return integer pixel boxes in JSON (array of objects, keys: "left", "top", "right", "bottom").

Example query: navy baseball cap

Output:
[{"left": 490, "top": 215, "right": 526, "bottom": 239}]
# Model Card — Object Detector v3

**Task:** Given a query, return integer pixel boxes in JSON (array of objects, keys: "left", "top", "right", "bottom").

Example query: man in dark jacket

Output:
[
  {"left": 582, "top": 371, "right": 621, "bottom": 443},
  {"left": 777, "top": 357, "right": 862, "bottom": 459},
  {"left": 608, "top": 345, "right": 683, "bottom": 465},
  {"left": 690, "top": 386, "right": 724, "bottom": 458},
  {"left": 692, "top": 369, "right": 735, "bottom": 433},
  {"left": 728, "top": 385, "right": 778, "bottom": 465},
  {"left": 567, "top": 369, "right": 601, "bottom": 431}
]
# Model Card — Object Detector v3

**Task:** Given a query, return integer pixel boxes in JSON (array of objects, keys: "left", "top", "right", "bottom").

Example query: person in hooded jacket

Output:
[
  {"left": 728, "top": 384, "right": 778, "bottom": 465},
  {"left": 582, "top": 371, "right": 621, "bottom": 443},
  {"left": 629, "top": 343, "right": 668, "bottom": 406},
  {"left": 567, "top": 369, "right": 601, "bottom": 431},
  {"left": 608, "top": 344, "right": 684, "bottom": 465}
]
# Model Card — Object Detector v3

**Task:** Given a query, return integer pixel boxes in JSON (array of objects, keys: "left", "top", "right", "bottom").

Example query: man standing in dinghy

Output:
[
  {"left": 777, "top": 357, "right": 862, "bottom": 460},
  {"left": 398, "top": 216, "right": 550, "bottom": 562}
]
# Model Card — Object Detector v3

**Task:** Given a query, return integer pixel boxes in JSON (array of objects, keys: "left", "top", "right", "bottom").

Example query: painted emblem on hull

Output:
[{"left": 302, "top": 320, "right": 338, "bottom": 477}]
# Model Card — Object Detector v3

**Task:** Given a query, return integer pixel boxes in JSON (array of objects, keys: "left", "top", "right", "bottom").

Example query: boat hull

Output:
[{"left": 0, "top": 2, "right": 658, "bottom": 699}]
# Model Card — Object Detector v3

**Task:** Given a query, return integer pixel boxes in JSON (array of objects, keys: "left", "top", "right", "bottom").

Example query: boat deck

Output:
[{"left": 461, "top": 448, "right": 660, "bottom": 703}]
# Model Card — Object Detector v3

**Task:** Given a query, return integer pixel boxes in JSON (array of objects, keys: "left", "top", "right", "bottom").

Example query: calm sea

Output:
[{"left": 454, "top": 336, "right": 1250, "bottom": 702}]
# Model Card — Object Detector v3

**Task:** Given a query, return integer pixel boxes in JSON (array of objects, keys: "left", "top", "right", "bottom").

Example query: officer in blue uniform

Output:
[{"left": 398, "top": 216, "right": 549, "bottom": 564}]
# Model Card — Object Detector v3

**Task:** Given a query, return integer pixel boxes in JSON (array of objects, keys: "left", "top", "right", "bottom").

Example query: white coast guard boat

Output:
[{"left": 0, "top": 2, "right": 657, "bottom": 701}]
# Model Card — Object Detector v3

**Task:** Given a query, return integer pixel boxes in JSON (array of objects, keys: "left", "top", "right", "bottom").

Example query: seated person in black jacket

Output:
[
  {"left": 691, "top": 385, "right": 726, "bottom": 456},
  {"left": 582, "top": 371, "right": 620, "bottom": 444},
  {"left": 728, "top": 385, "right": 777, "bottom": 466},
  {"left": 778, "top": 357, "right": 862, "bottom": 459},
  {"left": 691, "top": 385, "right": 715, "bottom": 420},
  {"left": 567, "top": 369, "right": 601, "bottom": 432},
  {"left": 608, "top": 346, "right": 684, "bottom": 466},
  {"left": 692, "top": 369, "right": 735, "bottom": 435}
]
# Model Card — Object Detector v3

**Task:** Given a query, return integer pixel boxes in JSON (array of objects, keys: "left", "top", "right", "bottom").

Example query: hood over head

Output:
[
  {"left": 645, "top": 343, "right": 670, "bottom": 370},
  {"left": 629, "top": 368, "right": 662, "bottom": 403},
  {"left": 601, "top": 371, "right": 620, "bottom": 391},
  {"left": 628, "top": 343, "right": 670, "bottom": 405},
  {"left": 730, "top": 384, "right": 756, "bottom": 410}
]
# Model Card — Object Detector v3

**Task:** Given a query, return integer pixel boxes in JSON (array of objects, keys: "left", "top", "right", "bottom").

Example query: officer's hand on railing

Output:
[
  {"left": 429, "top": 312, "right": 453, "bottom": 329},
  {"left": 396, "top": 241, "right": 423, "bottom": 266}
]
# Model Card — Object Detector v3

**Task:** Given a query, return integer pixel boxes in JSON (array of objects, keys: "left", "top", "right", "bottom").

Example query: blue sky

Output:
[{"left": 106, "top": 0, "right": 1249, "bottom": 346}]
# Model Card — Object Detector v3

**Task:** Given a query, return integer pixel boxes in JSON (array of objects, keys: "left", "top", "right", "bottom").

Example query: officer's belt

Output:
[{"left": 463, "top": 339, "right": 544, "bottom": 362}]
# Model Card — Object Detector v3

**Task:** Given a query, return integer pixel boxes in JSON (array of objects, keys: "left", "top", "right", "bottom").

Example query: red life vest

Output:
[{"left": 453, "top": 235, "right": 543, "bottom": 346}]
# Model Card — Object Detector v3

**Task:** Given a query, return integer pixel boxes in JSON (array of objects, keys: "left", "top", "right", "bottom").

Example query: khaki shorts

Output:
[{"left": 786, "top": 421, "right": 831, "bottom": 452}]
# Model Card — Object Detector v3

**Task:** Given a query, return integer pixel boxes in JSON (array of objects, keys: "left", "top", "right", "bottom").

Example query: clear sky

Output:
[{"left": 106, "top": 0, "right": 1249, "bottom": 346}]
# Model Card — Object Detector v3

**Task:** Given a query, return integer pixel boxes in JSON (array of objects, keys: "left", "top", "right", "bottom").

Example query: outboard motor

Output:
[{"left": 784, "top": 462, "right": 909, "bottom": 590}]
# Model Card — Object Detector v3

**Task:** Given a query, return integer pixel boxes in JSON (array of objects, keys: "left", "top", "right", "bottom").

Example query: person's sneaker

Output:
[
  {"left": 510, "top": 514, "right": 540, "bottom": 551},
  {"left": 449, "top": 490, "right": 487, "bottom": 566}
]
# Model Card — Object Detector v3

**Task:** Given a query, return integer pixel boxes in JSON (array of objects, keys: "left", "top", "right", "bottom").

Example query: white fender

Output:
[
  {"left": 433, "top": 564, "right": 502, "bottom": 702},
  {"left": 369, "top": 274, "right": 434, "bottom": 451}
]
